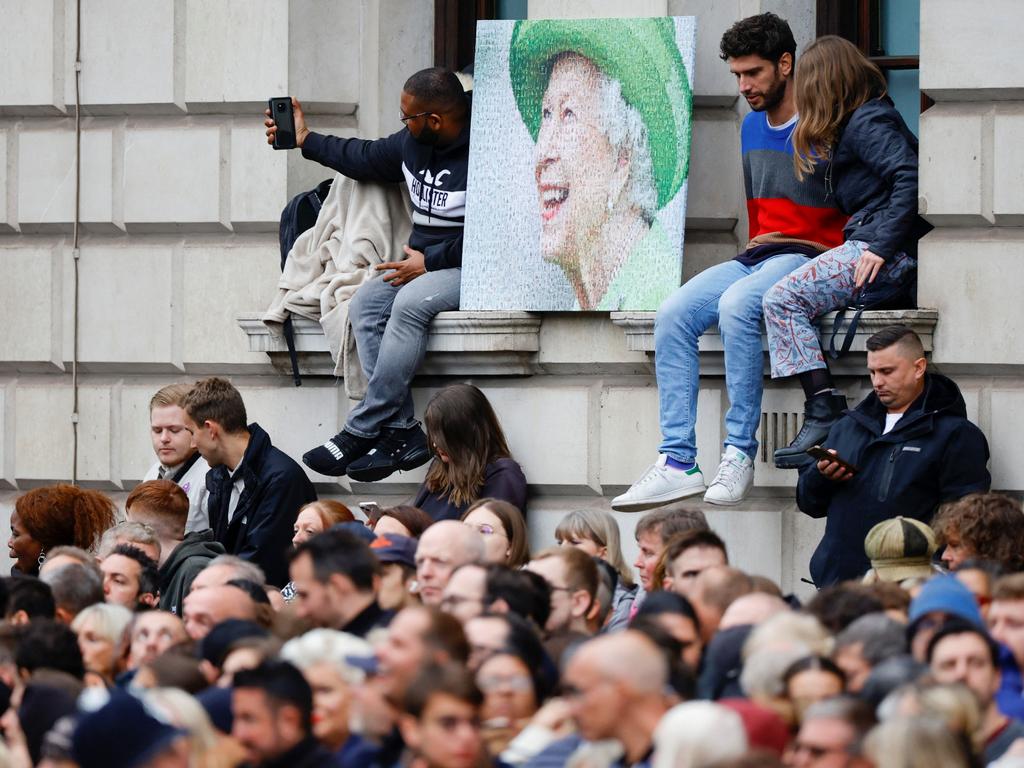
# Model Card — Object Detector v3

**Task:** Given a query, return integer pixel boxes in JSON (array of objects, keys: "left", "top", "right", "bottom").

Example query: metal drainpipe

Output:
[{"left": 71, "top": 0, "right": 82, "bottom": 484}]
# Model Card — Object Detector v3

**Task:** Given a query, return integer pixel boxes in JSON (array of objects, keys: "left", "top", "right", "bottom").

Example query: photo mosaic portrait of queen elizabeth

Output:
[{"left": 461, "top": 17, "right": 695, "bottom": 311}]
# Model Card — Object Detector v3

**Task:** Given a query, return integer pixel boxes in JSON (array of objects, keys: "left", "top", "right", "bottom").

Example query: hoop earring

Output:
[{"left": 37, "top": 550, "right": 46, "bottom": 567}]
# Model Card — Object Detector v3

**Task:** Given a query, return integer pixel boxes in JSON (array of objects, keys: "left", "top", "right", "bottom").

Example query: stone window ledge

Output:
[{"left": 238, "top": 309, "right": 938, "bottom": 378}]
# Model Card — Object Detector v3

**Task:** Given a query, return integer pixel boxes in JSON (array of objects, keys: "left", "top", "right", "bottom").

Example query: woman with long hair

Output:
[
  {"left": 413, "top": 384, "right": 527, "bottom": 520},
  {"left": 9, "top": 485, "right": 116, "bottom": 576},
  {"left": 762, "top": 35, "right": 932, "bottom": 466}
]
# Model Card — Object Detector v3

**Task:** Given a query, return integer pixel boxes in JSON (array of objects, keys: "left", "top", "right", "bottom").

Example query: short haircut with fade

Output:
[
  {"left": 719, "top": 12, "right": 797, "bottom": 63},
  {"left": 403, "top": 67, "right": 468, "bottom": 116},
  {"left": 109, "top": 544, "right": 161, "bottom": 599},
  {"left": 927, "top": 618, "right": 999, "bottom": 667},
  {"left": 531, "top": 546, "right": 598, "bottom": 600},
  {"left": 403, "top": 662, "right": 482, "bottom": 719},
  {"left": 40, "top": 562, "right": 104, "bottom": 615},
  {"left": 234, "top": 660, "right": 314, "bottom": 733},
  {"left": 149, "top": 383, "right": 192, "bottom": 412},
  {"left": 5, "top": 576, "right": 56, "bottom": 620},
  {"left": 182, "top": 377, "right": 248, "bottom": 434},
  {"left": 664, "top": 529, "right": 729, "bottom": 567},
  {"left": 126, "top": 480, "right": 190, "bottom": 540},
  {"left": 865, "top": 325, "right": 925, "bottom": 359},
  {"left": 993, "top": 573, "right": 1024, "bottom": 602},
  {"left": 635, "top": 507, "right": 709, "bottom": 544},
  {"left": 289, "top": 529, "right": 379, "bottom": 591}
]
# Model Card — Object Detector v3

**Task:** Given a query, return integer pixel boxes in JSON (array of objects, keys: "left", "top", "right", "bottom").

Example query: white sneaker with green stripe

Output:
[{"left": 611, "top": 454, "right": 706, "bottom": 512}]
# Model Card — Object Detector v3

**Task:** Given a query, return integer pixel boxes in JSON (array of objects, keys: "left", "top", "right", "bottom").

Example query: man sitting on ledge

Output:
[
  {"left": 798, "top": 325, "right": 990, "bottom": 587},
  {"left": 265, "top": 67, "right": 469, "bottom": 482}
]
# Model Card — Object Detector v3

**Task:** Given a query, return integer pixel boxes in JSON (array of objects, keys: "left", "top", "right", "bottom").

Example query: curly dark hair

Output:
[
  {"left": 719, "top": 12, "right": 796, "bottom": 63},
  {"left": 15, "top": 485, "right": 116, "bottom": 553},
  {"left": 933, "top": 493, "right": 1024, "bottom": 572}
]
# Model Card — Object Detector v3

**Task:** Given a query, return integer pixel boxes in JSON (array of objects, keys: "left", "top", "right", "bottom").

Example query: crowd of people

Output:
[{"left": 1, "top": 9, "right": 1014, "bottom": 768}]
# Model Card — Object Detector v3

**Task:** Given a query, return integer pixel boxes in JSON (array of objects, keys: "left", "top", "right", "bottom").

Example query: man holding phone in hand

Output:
[
  {"left": 797, "top": 325, "right": 990, "bottom": 587},
  {"left": 265, "top": 68, "right": 469, "bottom": 482}
]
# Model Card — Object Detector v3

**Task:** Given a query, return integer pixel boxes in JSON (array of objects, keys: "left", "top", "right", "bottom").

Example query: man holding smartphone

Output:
[
  {"left": 797, "top": 325, "right": 990, "bottom": 587},
  {"left": 265, "top": 68, "right": 469, "bottom": 481}
]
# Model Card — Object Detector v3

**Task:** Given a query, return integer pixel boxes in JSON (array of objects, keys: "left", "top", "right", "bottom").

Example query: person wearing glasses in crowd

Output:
[
  {"left": 266, "top": 68, "right": 472, "bottom": 486},
  {"left": 461, "top": 499, "right": 530, "bottom": 568}
]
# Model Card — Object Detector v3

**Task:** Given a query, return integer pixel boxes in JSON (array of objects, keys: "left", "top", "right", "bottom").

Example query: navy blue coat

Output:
[
  {"left": 798, "top": 373, "right": 990, "bottom": 587},
  {"left": 206, "top": 423, "right": 316, "bottom": 587},
  {"left": 829, "top": 96, "right": 932, "bottom": 259}
]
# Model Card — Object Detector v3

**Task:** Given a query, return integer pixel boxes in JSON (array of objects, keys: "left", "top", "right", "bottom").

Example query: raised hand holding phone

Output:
[{"left": 265, "top": 97, "right": 309, "bottom": 149}]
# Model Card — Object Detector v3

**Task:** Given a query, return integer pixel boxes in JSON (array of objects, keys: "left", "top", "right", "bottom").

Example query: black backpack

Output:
[
  {"left": 827, "top": 262, "right": 917, "bottom": 360},
  {"left": 277, "top": 179, "right": 334, "bottom": 386}
]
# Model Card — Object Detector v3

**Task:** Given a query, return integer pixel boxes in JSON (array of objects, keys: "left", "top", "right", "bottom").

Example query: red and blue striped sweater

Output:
[{"left": 738, "top": 111, "right": 847, "bottom": 265}]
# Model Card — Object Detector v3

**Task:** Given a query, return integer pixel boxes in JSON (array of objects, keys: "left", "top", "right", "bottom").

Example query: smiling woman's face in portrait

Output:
[{"left": 534, "top": 53, "right": 625, "bottom": 269}]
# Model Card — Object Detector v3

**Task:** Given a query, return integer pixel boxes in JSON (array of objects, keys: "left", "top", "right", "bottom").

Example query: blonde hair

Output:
[
  {"left": 143, "top": 687, "right": 228, "bottom": 768},
  {"left": 791, "top": 35, "right": 887, "bottom": 180},
  {"left": 149, "top": 383, "right": 192, "bottom": 411},
  {"left": 280, "top": 629, "right": 375, "bottom": 686},
  {"left": 864, "top": 717, "right": 972, "bottom": 768},
  {"left": 71, "top": 603, "right": 133, "bottom": 648},
  {"left": 554, "top": 509, "right": 634, "bottom": 589}
]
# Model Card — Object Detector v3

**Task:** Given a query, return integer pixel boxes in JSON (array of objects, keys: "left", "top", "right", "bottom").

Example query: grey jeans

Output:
[{"left": 344, "top": 268, "right": 461, "bottom": 437}]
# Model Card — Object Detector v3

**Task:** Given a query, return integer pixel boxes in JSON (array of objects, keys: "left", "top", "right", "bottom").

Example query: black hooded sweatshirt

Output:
[
  {"left": 301, "top": 120, "right": 470, "bottom": 272},
  {"left": 798, "top": 373, "right": 990, "bottom": 587}
]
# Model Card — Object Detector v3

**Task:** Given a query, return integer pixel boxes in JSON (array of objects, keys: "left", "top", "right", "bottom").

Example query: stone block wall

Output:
[
  {"left": 917, "top": 0, "right": 1024, "bottom": 492},
  {"left": 16, "top": 0, "right": 1008, "bottom": 596}
]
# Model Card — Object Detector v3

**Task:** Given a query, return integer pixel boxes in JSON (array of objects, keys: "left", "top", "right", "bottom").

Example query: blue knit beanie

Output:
[{"left": 908, "top": 574, "right": 984, "bottom": 628}]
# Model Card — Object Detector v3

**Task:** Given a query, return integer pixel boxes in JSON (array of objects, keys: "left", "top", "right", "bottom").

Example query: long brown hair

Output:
[
  {"left": 424, "top": 384, "right": 512, "bottom": 508},
  {"left": 791, "top": 35, "right": 887, "bottom": 180}
]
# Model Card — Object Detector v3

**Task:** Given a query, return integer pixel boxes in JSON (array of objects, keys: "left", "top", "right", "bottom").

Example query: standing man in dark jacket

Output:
[
  {"left": 124, "top": 479, "right": 225, "bottom": 616},
  {"left": 798, "top": 326, "right": 990, "bottom": 587},
  {"left": 265, "top": 67, "right": 470, "bottom": 483},
  {"left": 183, "top": 378, "right": 316, "bottom": 588}
]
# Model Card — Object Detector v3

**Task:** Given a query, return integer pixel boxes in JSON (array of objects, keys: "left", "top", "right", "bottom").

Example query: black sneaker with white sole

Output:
[
  {"left": 302, "top": 430, "right": 377, "bottom": 476},
  {"left": 346, "top": 425, "right": 432, "bottom": 482}
]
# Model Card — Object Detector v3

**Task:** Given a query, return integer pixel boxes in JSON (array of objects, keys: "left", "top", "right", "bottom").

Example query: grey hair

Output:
[
  {"left": 207, "top": 555, "right": 266, "bottom": 586},
  {"left": 41, "top": 562, "right": 104, "bottom": 615},
  {"left": 741, "top": 644, "right": 811, "bottom": 699},
  {"left": 836, "top": 614, "right": 908, "bottom": 665},
  {"left": 595, "top": 68, "right": 658, "bottom": 223},
  {"left": 280, "top": 629, "right": 375, "bottom": 686},
  {"left": 97, "top": 522, "right": 160, "bottom": 560}
]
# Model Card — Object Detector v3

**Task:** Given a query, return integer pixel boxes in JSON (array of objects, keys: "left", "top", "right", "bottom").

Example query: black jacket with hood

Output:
[
  {"left": 798, "top": 373, "right": 990, "bottom": 587},
  {"left": 158, "top": 530, "right": 225, "bottom": 616},
  {"left": 206, "top": 423, "right": 316, "bottom": 588},
  {"left": 829, "top": 95, "right": 932, "bottom": 260},
  {"left": 301, "top": 119, "right": 469, "bottom": 272}
]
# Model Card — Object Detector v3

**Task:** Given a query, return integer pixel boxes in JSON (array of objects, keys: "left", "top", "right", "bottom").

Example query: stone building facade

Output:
[{"left": 0, "top": 0, "right": 1015, "bottom": 595}]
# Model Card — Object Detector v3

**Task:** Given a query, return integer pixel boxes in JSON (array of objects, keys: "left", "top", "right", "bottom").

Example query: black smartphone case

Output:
[{"left": 269, "top": 97, "right": 296, "bottom": 150}]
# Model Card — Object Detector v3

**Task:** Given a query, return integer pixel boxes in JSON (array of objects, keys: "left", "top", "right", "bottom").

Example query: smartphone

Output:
[
  {"left": 358, "top": 501, "right": 381, "bottom": 521},
  {"left": 268, "top": 97, "right": 296, "bottom": 150},
  {"left": 806, "top": 445, "right": 859, "bottom": 474}
]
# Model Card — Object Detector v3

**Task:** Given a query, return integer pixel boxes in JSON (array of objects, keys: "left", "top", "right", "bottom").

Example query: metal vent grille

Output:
[{"left": 759, "top": 411, "right": 803, "bottom": 463}]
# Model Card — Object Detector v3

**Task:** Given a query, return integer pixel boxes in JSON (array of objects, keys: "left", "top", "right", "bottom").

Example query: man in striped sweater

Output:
[{"left": 613, "top": 13, "right": 847, "bottom": 511}]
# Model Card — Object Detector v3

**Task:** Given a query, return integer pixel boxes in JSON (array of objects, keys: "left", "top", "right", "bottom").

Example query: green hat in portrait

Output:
[{"left": 508, "top": 17, "right": 692, "bottom": 210}]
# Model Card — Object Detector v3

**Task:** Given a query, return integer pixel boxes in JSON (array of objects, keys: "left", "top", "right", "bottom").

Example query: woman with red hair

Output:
[{"left": 8, "top": 485, "right": 116, "bottom": 575}]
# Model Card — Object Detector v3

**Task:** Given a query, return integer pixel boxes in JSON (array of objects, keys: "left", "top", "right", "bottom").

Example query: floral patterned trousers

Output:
[{"left": 763, "top": 239, "right": 916, "bottom": 378}]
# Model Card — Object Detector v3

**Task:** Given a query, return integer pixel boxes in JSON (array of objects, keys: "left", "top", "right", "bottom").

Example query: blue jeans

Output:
[
  {"left": 345, "top": 268, "right": 461, "bottom": 438},
  {"left": 655, "top": 254, "right": 810, "bottom": 463}
]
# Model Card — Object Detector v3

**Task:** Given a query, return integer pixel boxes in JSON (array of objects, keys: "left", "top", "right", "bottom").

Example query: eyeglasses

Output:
[
  {"left": 465, "top": 523, "right": 507, "bottom": 538},
  {"left": 477, "top": 673, "right": 533, "bottom": 693},
  {"left": 400, "top": 110, "right": 431, "bottom": 124}
]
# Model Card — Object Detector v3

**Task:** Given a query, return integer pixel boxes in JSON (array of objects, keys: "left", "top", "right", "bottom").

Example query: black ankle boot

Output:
[{"left": 773, "top": 393, "right": 848, "bottom": 469}]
